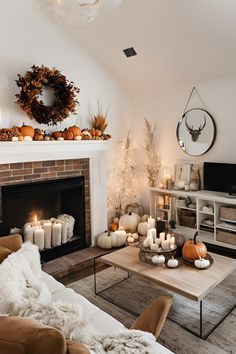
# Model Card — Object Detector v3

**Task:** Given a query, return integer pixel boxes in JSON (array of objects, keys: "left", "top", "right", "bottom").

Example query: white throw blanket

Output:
[{"left": 0, "top": 242, "right": 158, "bottom": 353}]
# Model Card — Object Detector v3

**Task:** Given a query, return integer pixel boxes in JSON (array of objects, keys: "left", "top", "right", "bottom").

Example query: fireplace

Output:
[
  {"left": 0, "top": 176, "right": 87, "bottom": 261},
  {"left": 0, "top": 141, "right": 108, "bottom": 254}
]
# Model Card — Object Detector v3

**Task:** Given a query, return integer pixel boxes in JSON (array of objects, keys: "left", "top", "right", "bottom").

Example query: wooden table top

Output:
[{"left": 100, "top": 247, "right": 236, "bottom": 301}]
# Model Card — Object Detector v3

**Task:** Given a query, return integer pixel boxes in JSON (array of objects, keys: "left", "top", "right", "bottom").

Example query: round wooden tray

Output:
[
  {"left": 138, "top": 244, "right": 177, "bottom": 265},
  {"left": 182, "top": 253, "right": 214, "bottom": 270}
]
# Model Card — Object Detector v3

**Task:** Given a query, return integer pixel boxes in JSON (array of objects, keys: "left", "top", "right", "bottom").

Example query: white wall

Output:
[
  {"left": 0, "top": 0, "right": 132, "bottom": 139},
  {"left": 132, "top": 75, "right": 236, "bottom": 208}
]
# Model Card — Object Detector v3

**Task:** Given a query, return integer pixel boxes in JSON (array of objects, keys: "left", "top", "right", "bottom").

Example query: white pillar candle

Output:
[
  {"left": 147, "top": 216, "right": 156, "bottom": 230},
  {"left": 43, "top": 221, "right": 52, "bottom": 249},
  {"left": 170, "top": 244, "right": 175, "bottom": 250},
  {"left": 147, "top": 228, "right": 156, "bottom": 241},
  {"left": 162, "top": 240, "right": 170, "bottom": 250},
  {"left": 143, "top": 236, "right": 153, "bottom": 248},
  {"left": 150, "top": 243, "right": 159, "bottom": 251},
  {"left": 166, "top": 233, "right": 171, "bottom": 241},
  {"left": 170, "top": 236, "right": 175, "bottom": 245},
  {"left": 155, "top": 238, "right": 161, "bottom": 245},
  {"left": 159, "top": 232, "right": 165, "bottom": 243},
  {"left": 34, "top": 228, "right": 45, "bottom": 250},
  {"left": 24, "top": 226, "right": 34, "bottom": 243},
  {"left": 52, "top": 223, "right": 62, "bottom": 247}
]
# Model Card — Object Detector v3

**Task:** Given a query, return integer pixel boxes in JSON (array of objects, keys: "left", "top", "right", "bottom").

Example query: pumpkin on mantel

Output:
[
  {"left": 68, "top": 125, "right": 81, "bottom": 138},
  {"left": 20, "top": 123, "right": 35, "bottom": 138},
  {"left": 182, "top": 232, "right": 207, "bottom": 260}
]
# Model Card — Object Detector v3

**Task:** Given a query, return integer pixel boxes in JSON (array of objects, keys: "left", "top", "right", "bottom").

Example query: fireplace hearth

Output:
[{"left": 0, "top": 175, "right": 88, "bottom": 262}]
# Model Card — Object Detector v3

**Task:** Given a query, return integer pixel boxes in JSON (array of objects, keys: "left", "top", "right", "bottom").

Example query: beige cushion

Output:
[{"left": 0, "top": 245, "right": 13, "bottom": 263}]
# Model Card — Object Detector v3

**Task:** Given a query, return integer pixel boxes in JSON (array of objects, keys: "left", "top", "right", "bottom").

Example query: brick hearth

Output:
[{"left": 0, "top": 158, "right": 91, "bottom": 245}]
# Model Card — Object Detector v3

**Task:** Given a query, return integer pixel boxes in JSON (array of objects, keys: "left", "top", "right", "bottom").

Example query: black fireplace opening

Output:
[{"left": 0, "top": 176, "right": 86, "bottom": 261}]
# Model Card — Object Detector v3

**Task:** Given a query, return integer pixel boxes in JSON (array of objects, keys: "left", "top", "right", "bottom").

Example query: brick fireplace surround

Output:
[
  {"left": 0, "top": 140, "right": 108, "bottom": 247},
  {"left": 0, "top": 158, "right": 91, "bottom": 245}
]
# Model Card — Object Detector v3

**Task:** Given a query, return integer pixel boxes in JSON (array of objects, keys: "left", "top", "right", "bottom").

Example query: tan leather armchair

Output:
[{"left": 0, "top": 316, "right": 89, "bottom": 354}]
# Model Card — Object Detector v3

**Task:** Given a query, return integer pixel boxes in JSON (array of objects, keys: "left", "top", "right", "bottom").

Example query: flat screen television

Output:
[{"left": 204, "top": 162, "right": 236, "bottom": 194}]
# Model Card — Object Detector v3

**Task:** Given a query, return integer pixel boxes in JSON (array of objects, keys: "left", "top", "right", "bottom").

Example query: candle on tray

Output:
[
  {"left": 34, "top": 228, "right": 45, "bottom": 250},
  {"left": 148, "top": 228, "right": 156, "bottom": 241},
  {"left": 159, "top": 232, "right": 165, "bottom": 244},
  {"left": 150, "top": 243, "right": 159, "bottom": 251},
  {"left": 143, "top": 237, "right": 153, "bottom": 248},
  {"left": 31, "top": 214, "right": 41, "bottom": 227},
  {"left": 52, "top": 222, "right": 62, "bottom": 247},
  {"left": 170, "top": 236, "right": 175, "bottom": 245},
  {"left": 155, "top": 238, "right": 161, "bottom": 245},
  {"left": 162, "top": 239, "right": 170, "bottom": 250},
  {"left": 42, "top": 221, "right": 52, "bottom": 249},
  {"left": 147, "top": 216, "right": 156, "bottom": 230},
  {"left": 166, "top": 233, "right": 171, "bottom": 241}
]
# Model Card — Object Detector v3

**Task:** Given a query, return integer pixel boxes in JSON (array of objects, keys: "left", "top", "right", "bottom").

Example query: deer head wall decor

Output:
[
  {"left": 176, "top": 108, "right": 216, "bottom": 156},
  {"left": 185, "top": 114, "right": 206, "bottom": 142}
]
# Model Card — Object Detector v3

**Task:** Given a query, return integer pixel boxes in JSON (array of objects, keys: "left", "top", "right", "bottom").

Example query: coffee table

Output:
[{"left": 94, "top": 246, "right": 236, "bottom": 339}]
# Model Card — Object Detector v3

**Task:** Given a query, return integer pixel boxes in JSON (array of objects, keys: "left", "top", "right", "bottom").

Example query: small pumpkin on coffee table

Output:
[{"left": 182, "top": 231, "right": 207, "bottom": 260}]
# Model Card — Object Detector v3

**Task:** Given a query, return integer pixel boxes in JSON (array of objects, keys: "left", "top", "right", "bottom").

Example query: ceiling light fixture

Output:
[{"left": 46, "top": 0, "right": 122, "bottom": 24}]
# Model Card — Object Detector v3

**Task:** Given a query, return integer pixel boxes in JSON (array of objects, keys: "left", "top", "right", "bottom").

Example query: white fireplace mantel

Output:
[{"left": 0, "top": 140, "right": 110, "bottom": 245}]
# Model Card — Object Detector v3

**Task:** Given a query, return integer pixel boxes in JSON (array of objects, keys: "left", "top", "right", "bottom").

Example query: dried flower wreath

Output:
[{"left": 15, "top": 65, "right": 80, "bottom": 126}]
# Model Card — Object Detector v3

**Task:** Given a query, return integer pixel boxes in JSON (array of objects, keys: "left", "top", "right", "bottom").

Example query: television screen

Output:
[{"left": 204, "top": 162, "right": 236, "bottom": 193}]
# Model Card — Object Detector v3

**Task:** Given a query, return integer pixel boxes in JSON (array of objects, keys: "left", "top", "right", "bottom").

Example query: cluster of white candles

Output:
[
  {"left": 23, "top": 214, "right": 75, "bottom": 250},
  {"left": 143, "top": 216, "right": 175, "bottom": 251}
]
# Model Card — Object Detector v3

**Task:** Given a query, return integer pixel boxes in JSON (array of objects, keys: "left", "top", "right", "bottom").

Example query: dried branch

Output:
[{"left": 144, "top": 117, "right": 160, "bottom": 187}]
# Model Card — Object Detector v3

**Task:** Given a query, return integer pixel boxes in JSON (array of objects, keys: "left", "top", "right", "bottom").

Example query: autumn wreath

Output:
[{"left": 15, "top": 65, "right": 80, "bottom": 126}]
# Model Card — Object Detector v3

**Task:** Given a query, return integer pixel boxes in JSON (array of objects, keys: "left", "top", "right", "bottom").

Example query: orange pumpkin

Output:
[
  {"left": 20, "top": 123, "right": 35, "bottom": 138},
  {"left": 109, "top": 222, "right": 119, "bottom": 232},
  {"left": 12, "top": 125, "right": 21, "bottom": 133},
  {"left": 95, "top": 129, "right": 102, "bottom": 137},
  {"left": 52, "top": 131, "right": 63, "bottom": 139},
  {"left": 68, "top": 125, "right": 81, "bottom": 138},
  {"left": 63, "top": 129, "right": 74, "bottom": 140},
  {"left": 182, "top": 232, "right": 207, "bottom": 260}
]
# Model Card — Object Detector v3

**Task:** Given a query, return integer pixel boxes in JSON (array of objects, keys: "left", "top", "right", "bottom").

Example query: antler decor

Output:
[{"left": 185, "top": 114, "right": 206, "bottom": 142}]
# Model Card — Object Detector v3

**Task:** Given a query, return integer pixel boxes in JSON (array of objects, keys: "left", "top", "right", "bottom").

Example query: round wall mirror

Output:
[{"left": 176, "top": 108, "right": 216, "bottom": 156}]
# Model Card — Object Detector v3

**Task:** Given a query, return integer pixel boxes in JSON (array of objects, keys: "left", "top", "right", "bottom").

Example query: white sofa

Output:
[{"left": 41, "top": 271, "right": 173, "bottom": 353}]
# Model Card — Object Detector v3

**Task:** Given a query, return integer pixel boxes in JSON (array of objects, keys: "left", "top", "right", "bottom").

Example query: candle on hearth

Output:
[
  {"left": 24, "top": 226, "right": 34, "bottom": 243},
  {"left": 159, "top": 232, "right": 165, "bottom": 244},
  {"left": 147, "top": 216, "right": 156, "bottom": 230},
  {"left": 52, "top": 222, "right": 62, "bottom": 247},
  {"left": 31, "top": 214, "right": 41, "bottom": 227},
  {"left": 34, "top": 228, "right": 45, "bottom": 250},
  {"left": 42, "top": 221, "right": 52, "bottom": 249}
]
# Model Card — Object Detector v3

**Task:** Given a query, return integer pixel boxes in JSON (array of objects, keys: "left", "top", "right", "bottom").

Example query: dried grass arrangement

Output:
[{"left": 144, "top": 117, "right": 160, "bottom": 187}]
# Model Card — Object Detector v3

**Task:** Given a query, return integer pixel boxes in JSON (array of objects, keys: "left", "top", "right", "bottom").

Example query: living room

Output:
[{"left": 0, "top": 1, "right": 235, "bottom": 353}]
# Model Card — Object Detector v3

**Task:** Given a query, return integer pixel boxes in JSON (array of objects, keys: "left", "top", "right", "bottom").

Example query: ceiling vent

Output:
[{"left": 123, "top": 47, "right": 137, "bottom": 58}]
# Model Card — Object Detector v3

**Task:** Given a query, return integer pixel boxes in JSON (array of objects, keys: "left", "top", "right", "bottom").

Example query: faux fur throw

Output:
[{"left": 1, "top": 242, "right": 159, "bottom": 353}]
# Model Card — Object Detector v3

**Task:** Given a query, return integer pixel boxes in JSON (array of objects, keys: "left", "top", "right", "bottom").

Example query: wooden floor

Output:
[{"left": 42, "top": 246, "right": 111, "bottom": 285}]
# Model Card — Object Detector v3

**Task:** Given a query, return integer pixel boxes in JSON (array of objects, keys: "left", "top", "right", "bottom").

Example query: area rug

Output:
[{"left": 67, "top": 267, "right": 236, "bottom": 354}]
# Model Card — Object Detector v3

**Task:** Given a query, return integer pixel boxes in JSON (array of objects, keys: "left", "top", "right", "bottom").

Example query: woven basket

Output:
[{"left": 138, "top": 244, "right": 177, "bottom": 265}]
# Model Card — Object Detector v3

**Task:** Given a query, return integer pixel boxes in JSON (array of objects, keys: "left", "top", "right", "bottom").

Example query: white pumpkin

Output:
[
  {"left": 110, "top": 230, "right": 127, "bottom": 248},
  {"left": 119, "top": 212, "right": 140, "bottom": 233},
  {"left": 140, "top": 214, "right": 149, "bottom": 222},
  {"left": 127, "top": 236, "right": 135, "bottom": 243},
  {"left": 137, "top": 221, "right": 148, "bottom": 236},
  {"left": 97, "top": 231, "right": 112, "bottom": 249},
  {"left": 132, "top": 233, "right": 139, "bottom": 240},
  {"left": 151, "top": 255, "right": 165, "bottom": 265},
  {"left": 167, "top": 257, "right": 178, "bottom": 268},
  {"left": 194, "top": 257, "right": 210, "bottom": 269}
]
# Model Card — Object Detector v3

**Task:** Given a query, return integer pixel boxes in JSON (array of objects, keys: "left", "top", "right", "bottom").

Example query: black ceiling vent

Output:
[{"left": 123, "top": 47, "right": 137, "bottom": 58}]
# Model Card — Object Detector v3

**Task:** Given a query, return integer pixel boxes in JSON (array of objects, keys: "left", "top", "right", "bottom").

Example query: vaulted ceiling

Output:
[{"left": 37, "top": 0, "right": 236, "bottom": 94}]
